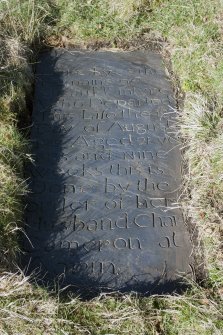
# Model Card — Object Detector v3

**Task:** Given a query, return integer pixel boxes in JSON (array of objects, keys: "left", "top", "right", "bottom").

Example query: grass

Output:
[
  {"left": 0, "top": 0, "right": 222, "bottom": 334},
  {"left": 49, "top": 0, "right": 148, "bottom": 44}
]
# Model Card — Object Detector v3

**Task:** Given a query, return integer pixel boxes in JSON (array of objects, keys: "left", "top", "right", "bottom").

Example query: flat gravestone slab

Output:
[{"left": 23, "top": 49, "right": 193, "bottom": 295}]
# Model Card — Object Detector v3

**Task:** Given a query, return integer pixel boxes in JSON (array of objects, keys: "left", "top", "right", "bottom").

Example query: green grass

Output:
[
  {"left": 0, "top": 0, "right": 222, "bottom": 334},
  {"left": 50, "top": 0, "right": 149, "bottom": 43}
]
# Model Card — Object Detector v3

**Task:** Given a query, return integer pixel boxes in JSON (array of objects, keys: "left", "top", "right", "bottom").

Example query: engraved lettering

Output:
[
  {"left": 159, "top": 232, "right": 181, "bottom": 248},
  {"left": 26, "top": 50, "right": 191, "bottom": 291},
  {"left": 134, "top": 214, "right": 151, "bottom": 227}
]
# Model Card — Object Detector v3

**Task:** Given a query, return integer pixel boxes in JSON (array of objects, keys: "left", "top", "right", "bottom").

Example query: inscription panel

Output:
[{"left": 23, "top": 49, "right": 192, "bottom": 295}]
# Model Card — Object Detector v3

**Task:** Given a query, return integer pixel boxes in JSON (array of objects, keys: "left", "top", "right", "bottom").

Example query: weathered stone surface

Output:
[{"left": 23, "top": 49, "right": 193, "bottom": 295}]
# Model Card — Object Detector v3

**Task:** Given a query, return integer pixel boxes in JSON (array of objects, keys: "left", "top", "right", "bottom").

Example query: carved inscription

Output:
[
  {"left": 59, "top": 261, "right": 118, "bottom": 275},
  {"left": 24, "top": 50, "right": 192, "bottom": 293},
  {"left": 45, "top": 237, "right": 142, "bottom": 252}
]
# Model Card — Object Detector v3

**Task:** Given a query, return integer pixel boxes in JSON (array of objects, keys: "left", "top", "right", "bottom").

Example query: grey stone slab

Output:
[{"left": 23, "top": 49, "right": 193, "bottom": 296}]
